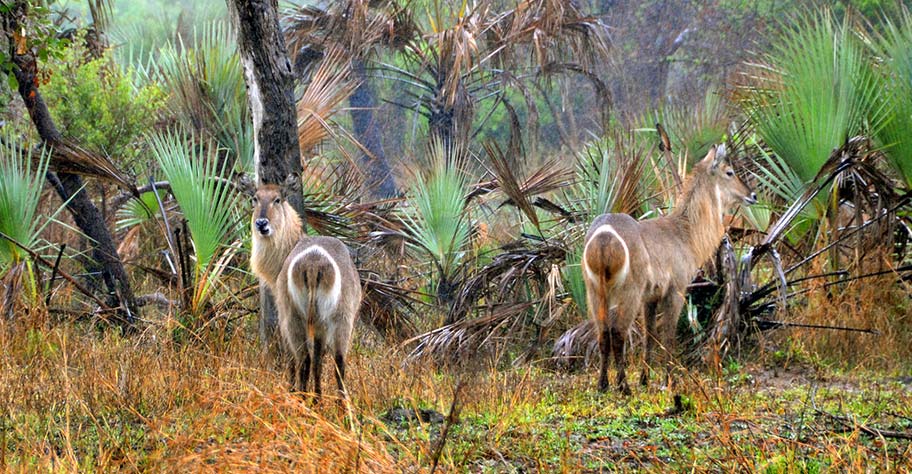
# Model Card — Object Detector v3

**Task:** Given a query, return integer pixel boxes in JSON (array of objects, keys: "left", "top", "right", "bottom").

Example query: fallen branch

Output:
[
  {"left": 816, "top": 409, "right": 912, "bottom": 441},
  {"left": 0, "top": 231, "right": 111, "bottom": 311},
  {"left": 755, "top": 320, "right": 879, "bottom": 335}
]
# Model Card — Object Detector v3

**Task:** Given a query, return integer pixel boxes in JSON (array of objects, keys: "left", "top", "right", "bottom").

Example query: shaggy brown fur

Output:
[
  {"left": 582, "top": 145, "right": 756, "bottom": 394},
  {"left": 275, "top": 237, "right": 361, "bottom": 397}
]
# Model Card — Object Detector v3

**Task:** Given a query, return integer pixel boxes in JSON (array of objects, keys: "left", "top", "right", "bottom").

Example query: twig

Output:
[
  {"left": 0, "top": 231, "right": 111, "bottom": 310},
  {"left": 109, "top": 180, "right": 171, "bottom": 210},
  {"left": 755, "top": 320, "right": 879, "bottom": 335},
  {"left": 45, "top": 243, "right": 66, "bottom": 307},
  {"left": 149, "top": 178, "right": 179, "bottom": 279},
  {"left": 816, "top": 409, "right": 912, "bottom": 441},
  {"left": 429, "top": 378, "right": 464, "bottom": 474}
]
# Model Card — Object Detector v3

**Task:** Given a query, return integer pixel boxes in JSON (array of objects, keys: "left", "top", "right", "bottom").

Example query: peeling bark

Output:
[{"left": 228, "top": 0, "right": 306, "bottom": 347}]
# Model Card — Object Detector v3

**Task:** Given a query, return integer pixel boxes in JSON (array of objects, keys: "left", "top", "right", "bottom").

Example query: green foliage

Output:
[
  {"left": 0, "top": 133, "right": 51, "bottom": 269},
  {"left": 872, "top": 8, "right": 912, "bottom": 188},
  {"left": 564, "top": 133, "right": 650, "bottom": 220},
  {"left": 744, "top": 11, "right": 886, "bottom": 184},
  {"left": 563, "top": 243, "right": 587, "bottom": 317},
  {"left": 648, "top": 87, "right": 728, "bottom": 165},
  {"left": 42, "top": 36, "right": 165, "bottom": 170},
  {"left": 400, "top": 141, "right": 473, "bottom": 291},
  {"left": 150, "top": 131, "right": 244, "bottom": 314},
  {"left": 115, "top": 191, "right": 161, "bottom": 232},
  {"left": 150, "top": 22, "right": 252, "bottom": 174}
]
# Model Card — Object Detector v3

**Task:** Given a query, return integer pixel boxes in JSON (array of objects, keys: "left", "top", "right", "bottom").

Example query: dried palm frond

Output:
[
  {"left": 283, "top": 0, "right": 415, "bottom": 63},
  {"left": 551, "top": 318, "right": 598, "bottom": 372},
  {"left": 359, "top": 269, "right": 421, "bottom": 340},
  {"left": 297, "top": 48, "right": 359, "bottom": 155},
  {"left": 554, "top": 131, "right": 651, "bottom": 224},
  {"left": 46, "top": 139, "right": 136, "bottom": 192},
  {"left": 447, "top": 237, "right": 566, "bottom": 324},
  {"left": 298, "top": 158, "right": 366, "bottom": 238},
  {"left": 482, "top": 140, "right": 573, "bottom": 229},
  {"left": 405, "top": 302, "right": 535, "bottom": 366}
]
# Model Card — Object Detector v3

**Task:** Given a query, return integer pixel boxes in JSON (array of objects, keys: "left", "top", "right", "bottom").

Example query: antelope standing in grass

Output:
[
  {"left": 250, "top": 185, "right": 362, "bottom": 397},
  {"left": 582, "top": 145, "right": 756, "bottom": 394}
]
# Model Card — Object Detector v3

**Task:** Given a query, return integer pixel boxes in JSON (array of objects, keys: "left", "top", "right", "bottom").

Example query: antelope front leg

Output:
[
  {"left": 658, "top": 292, "right": 685, "bottom": 390},
  {"left": 641, "top": 301, "right": 658, "bottom": 387}
]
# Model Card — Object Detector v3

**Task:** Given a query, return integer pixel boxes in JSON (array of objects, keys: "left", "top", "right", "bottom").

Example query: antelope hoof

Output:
[
  {"left": 618, "top": 381, "right": 632, "bottom": 396},
  {"left": 598, "top": 377, "right": 610, "bottom": 393}
]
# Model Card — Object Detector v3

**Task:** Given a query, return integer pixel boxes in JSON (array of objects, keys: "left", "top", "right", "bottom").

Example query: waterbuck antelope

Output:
[
  {"left": 250, "top": 185, "right": 362, "bottom": 398},
  {"left": 582, "top": 145, "right": 756, "bottom": 394}
]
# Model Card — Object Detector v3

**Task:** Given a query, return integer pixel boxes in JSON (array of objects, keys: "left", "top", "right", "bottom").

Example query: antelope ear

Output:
[
  {"left": 701, "top": 145, "right": 718, "bottom": 167},
  {"left": 239, "top": 176, "right": 256, "bottom": 197},
  {"left": 713, "top": 143, "right": 727, "bottom": 169}
]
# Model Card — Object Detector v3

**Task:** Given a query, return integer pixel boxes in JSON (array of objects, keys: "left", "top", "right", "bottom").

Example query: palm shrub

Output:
[
  {"left": 149, "top": 131, "right": 245, "bottom": 317},
  {"left": 743, "top": 11, "right": 886, "bottom": 206},
  {"left": 151, "top": 22, "right": 253, "bottom": 174},
  {"left": 399, "top": 139, "right": 474, "bottom": 306},
  {"left": 647, "top": 87, "right": 728, "bottom": 165},
  {"left": 0, "top": 135, "right": 53, "bottom": 305},
  {"left": 871, "top": 8, "right": 912, "bottom": 187}
]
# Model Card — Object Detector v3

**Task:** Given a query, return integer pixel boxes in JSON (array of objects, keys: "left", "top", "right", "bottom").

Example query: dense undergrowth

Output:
[{"left": 1, "top": 279, "right": 910, "bottom": 472}]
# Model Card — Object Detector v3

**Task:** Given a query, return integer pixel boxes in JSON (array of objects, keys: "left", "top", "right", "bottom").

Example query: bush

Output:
[{"left": 42, "top": 35, "right": 165, "bottom": 172}]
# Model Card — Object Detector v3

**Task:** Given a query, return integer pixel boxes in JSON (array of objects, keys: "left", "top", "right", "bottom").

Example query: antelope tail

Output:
[{"left": 583, "top": 225, "right": 630, "bottom": 293}]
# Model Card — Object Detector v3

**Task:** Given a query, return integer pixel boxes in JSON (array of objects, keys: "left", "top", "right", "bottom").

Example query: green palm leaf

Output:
[
  {"left": 153, "top": 22, "right": 253, "bottom": 174},
  {"left": 744, "top": 11, "right": 887, "bottom": 184},
  {"left": 149, "top": 131, "right": 243, "bottom": 313},
  {"left": 871, "top": 8, "right": 912, "bottom": 187},
  {"left": 0, "top": 134, "right": 51, "bottom": 269},
  {"left": 399, "top": 139, "right": 473, "bottom": 281}
]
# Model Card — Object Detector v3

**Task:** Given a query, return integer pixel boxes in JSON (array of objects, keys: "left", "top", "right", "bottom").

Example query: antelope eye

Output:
[
  {"left": 273, "top": 198, "right": 281, "bottom": 205},
  {"left": 725, "top": 169, "right": 735, "bottom": 177}
]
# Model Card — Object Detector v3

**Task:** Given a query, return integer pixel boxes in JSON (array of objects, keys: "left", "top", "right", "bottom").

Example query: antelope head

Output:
[
  {"left": 252, "top": 185, "right": 291, "bottom": 238},
  {"left": 701, "top": 144, "right": 757, "bottom": 209}
]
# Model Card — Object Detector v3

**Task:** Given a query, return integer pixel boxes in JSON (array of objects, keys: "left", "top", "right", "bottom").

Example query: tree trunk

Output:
[
  {"left": 350, "top": 60, "right": 397, "bottom": 198},
  {"left": 3, "top": 3, "right": 136, "bottom": 327},
  {"left": 228, "top": 0, "right": 305, "bottom": 348}
]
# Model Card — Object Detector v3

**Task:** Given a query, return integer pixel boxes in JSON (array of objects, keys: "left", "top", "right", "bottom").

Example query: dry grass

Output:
[
  {"left": 774, "top": 272, "right": 912, "bottom": 371},
  {"left": 2, "top": 293, "right": 912, "bottom": 473}
]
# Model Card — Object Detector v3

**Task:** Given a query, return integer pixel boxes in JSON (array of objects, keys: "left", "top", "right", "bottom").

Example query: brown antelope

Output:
[
  {"left": 250, "top": 185, "right": 362, "bottom": 397},
  {"left": 582, "top": 144, "right": 756, "bottom": 394}
]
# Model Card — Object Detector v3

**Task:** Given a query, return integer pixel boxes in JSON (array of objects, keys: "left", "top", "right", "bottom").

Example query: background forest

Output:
[{"left": 1, "top": 0, "right": 912, "bottom": 471}]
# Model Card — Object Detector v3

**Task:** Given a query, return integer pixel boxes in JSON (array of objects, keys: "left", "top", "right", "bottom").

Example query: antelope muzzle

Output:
[{"left": 254, "top": 218, "right": 272, "bottom": 236}]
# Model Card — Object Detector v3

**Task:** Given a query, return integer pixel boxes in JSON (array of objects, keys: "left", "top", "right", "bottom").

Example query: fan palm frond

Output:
[
  {"left": 296, "top": 48, "right": 359, "bottom": 155},
  {"left": 0, "top": 134, "right": 52, "bottom": 269},
  {"left": 152, "top": 21, "right": 252, "bottom": 173},
  {"left": 150, "top": 131, "right": 244, "bottom": 315},
  {"left": 870, "top": 7, "right": 912, "bottom": 188},
  {"left": 742, "top": 10, "right": 887, "bottom": 185}
]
